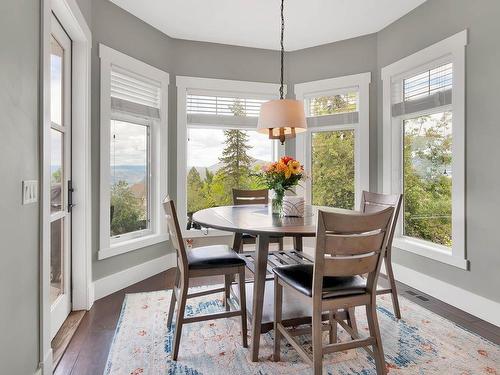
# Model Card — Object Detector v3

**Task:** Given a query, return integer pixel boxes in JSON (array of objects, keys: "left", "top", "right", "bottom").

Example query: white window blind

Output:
[
  {"left": 111, "top": 65, "right": 162, "bottom": 119},
  {"left": 392, "top": 63, "right": 453, "bottom": 117},
  {"left": 187, "top": 95, "right": 266, "bottom": 116},
  {"left": 305, "top": 91, "right": 360, "bottom": 128},
  {"left": 186, "top": 93, "right": 268, "bottom": 128}
]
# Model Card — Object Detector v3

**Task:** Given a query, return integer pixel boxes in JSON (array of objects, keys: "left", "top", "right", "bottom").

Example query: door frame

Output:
[
  {"left": 49, "top": 13, "right": 73, "bottom": 340},
  {"left": 40, "top": 0, "right": 91, "bottom": 373}
]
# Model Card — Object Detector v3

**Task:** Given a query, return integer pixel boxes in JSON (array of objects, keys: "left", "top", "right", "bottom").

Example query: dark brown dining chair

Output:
[
  {"left": 273, "top": 207, "right": 394, "bottom": 375},
  {"left": 163, "top": 197, "right": 248, "bottom": 360},
  {"left": 232, "top": 188, "right": 284, "bottom": 251},
  {"left": 361, "top": 191, "right": 403, "bottom": 319}
]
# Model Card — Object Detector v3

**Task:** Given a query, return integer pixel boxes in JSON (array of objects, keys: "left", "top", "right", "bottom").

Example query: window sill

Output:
[
  {"left": 182, "top": 228, "right": 232, "bottom": 239},
  {"left": 393, "top": 237, "right": 469, "bottom": 270},
  {"left": 98, "top": 233, "right": 169, "bottom": 260}
]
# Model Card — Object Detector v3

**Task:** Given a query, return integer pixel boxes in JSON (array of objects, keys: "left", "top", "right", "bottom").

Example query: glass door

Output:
[{"left": 50, "top": 14, "right": 72, "bottom": 339}]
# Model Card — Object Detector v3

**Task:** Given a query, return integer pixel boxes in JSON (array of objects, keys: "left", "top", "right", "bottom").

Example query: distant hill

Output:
[
  {"left": 111, "top": 165, "right": 146, "bottom": 185},
  {"left": 190, "top": 157, "right": 268, "bottom": 180}
]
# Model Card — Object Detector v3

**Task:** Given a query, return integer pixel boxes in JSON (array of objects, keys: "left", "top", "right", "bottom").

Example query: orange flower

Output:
[
  {"left": 288, "top": 160, "right": 302, "bottom": 175},
  {"left": 275, "top": 161, "right": 288, "bottom": 173}
]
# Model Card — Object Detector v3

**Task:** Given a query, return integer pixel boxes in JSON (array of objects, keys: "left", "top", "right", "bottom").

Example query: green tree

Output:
[
  {"left": 218, "top": 129, "right": 253, "bottom": 188},
  {"left": 110, "top": 180, "right": 145, "bottom": 236},
  {"left": 310, "top": 93, "right": 357, "bottom": 115},
  {"left": 311, "top": 130, "right": 355, "bottom": 209},
  {"left": 308, "top": 94, "right": 357, "bottom": 209},
  {"left": 218, "top": 98, "right": 253, "bottom": 189},
  {"left": 403, "top": 112, "right": 452, "bottom": 247},
  {"left": 186, "top": 167, "right": 205, "bottom": 213}
]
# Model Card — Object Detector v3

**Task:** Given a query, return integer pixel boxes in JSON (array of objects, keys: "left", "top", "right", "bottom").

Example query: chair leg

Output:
[
  {"left": 167, "top": 269, "right": 179, "bottom": 328},
  {"left": 224, "top": 274, "right": 231, "bottom": 312},
  {"left": 293, "top": 236, "right": 303, "bottom": 252},
  {"left": 347, "top": 307, "right": 358, "bottom": 338},
  {"left": 278, "top": 237, "right": 284, "bottom": 251},
  {"left": 312, "top": 307, "right": 323, "bottom": 375},
  {"left": 238, "top": 267, "right": 248, "bottom": 348},
  {"left": 172, "top": 281, "right": 187, "bottom": 361},
  {"left": 328, "top": 310, "right": 337, "bottom": 344},
  {"left": 384, "top": 257, "right": 401, "bottom": 319},
  {"left": 366, "top": 303, "right": 386, "bottom": 375},
  {"left": 273, "top": 276, "right": 282, "bottom": 362}
]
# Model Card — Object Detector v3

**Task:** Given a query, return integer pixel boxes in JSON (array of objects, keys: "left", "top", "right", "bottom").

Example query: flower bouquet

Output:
[{"left": 256, "top": 156, "right": 304, "bottom": 216}]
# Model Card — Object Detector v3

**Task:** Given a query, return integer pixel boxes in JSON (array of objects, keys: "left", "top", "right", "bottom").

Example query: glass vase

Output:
[{"left": 271, "top": 190, "right": 285, "bottom": 216}]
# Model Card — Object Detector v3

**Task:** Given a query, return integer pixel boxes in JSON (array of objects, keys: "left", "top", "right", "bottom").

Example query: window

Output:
[
  {"left": 177, "top": 77, "right": 282, "bottom": 235},
  {"left": 403, "top": 111, "right": 452, "bottom": 247},
  {"left": 295, "top": 73, "right": 371, "bottom": 210},
  {"left": 110, "top": 119, "right": 150, "bottom": 238},
  {"left": 382, "top": 30, "right": 467, "bottom": 269},
  {"left": 99, "top": 44, "right": 169, "bottom": 259}
]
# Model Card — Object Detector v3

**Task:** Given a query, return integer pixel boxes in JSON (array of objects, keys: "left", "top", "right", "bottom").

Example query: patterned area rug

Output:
[{"left": 104, "top": 288, "right": 499, "bottom": 375}]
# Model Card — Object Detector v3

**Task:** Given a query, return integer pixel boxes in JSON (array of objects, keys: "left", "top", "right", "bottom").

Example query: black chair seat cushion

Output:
[
  {"left": 273, "top": 264, "right": 366, "bottom": 299},
  {"left": 187, "top": 245, "right": 246, "bottom": 270}
]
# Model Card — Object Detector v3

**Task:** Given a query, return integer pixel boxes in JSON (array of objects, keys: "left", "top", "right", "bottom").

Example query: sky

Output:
[
  {"left": 50, "top": 42, "right": 63, "bottom": 172},
  {"left": 110, "top": 120, "right": 148, "bottom": 166},
  {"left": 187, "top": 128, "right": 274, "bottom": 168}
]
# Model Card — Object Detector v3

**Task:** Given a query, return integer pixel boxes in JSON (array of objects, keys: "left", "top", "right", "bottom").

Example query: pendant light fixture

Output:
[{"left": 257, "top": 0, "right": 307, "bottom": 145}]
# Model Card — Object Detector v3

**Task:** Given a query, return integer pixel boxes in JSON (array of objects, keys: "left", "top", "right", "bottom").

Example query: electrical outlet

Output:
[{"left": 22, "top": 180, "right": 38, "bottom": 204}]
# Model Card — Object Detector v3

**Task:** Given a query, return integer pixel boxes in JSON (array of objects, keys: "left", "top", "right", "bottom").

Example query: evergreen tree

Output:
[
  {"left": 218, "top": 98, "right": 253, "bottom": 188},
  {"left": 186, "top": 167, "right": 205, "bottom": 213}
]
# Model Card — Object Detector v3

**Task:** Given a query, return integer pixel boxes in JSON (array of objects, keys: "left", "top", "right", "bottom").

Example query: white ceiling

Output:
[{"left": 110, "top": 0, "right": 427, "bottom": 51}]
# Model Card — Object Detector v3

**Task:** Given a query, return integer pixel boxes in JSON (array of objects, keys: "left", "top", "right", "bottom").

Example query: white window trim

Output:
[
  {"left": 98, "top": 44, "right": 169, "bottom": 260},
  {"left": 295, "top": 72, "right": 371, "bottom": 209},
  {"left": 176, "top": 76, "right": 282, "bottom": 238},
  {"left": 381, "top": 30, "right": 468, "bottom": 269}
]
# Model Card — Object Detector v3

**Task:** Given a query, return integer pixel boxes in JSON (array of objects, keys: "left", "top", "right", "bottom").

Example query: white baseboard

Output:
[
  {"left": 35, "top": 348, "right": 53, "bottom": 375},
  {"left": 391, "top": 262, "right": 500, "bottom": 327},
  {"left": 93, "top": 253, "right": 176, "bottom": 301}
]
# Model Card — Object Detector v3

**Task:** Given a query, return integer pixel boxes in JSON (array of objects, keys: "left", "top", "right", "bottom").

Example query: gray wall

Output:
[
  {"left": 90, "top": 0, "right": 281, "bottom": 280},
  {"left": 91, "top": 0, "right": 500, "bottom": 304},
  {"left": 377, "top": 0, "right": 500, "bottom": 303},
  {"left": 91, "top": 0, "right": 175, "bottom": 280},
  {"left": 0, "top": 1, "right": 40, "bottom": 374}
]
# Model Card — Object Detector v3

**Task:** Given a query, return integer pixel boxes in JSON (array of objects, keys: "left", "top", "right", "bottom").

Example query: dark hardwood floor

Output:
[{"left": 55, "top": 268, "right": 500, "bottom": 375}]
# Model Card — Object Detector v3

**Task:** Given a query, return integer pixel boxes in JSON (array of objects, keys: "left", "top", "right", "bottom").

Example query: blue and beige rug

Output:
[{"left": 104, "top": 288, "right": 499, "bottom": 374}]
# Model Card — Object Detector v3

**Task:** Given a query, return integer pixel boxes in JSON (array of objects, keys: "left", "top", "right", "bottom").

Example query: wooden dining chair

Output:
[
  {"left": 163, "top": 197, "right": 248, "bottom": 360},
  {"left": 361, "top": 191, "right": 403, "bottom": 319},
  {"left": 232, "top": 188, "right": 284, "bottom": 251},
  {"left": 273, "top": 207, "right": 394, "bottom": 375}
]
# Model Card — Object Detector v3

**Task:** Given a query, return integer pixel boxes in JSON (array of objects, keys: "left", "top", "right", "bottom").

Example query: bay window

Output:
[
  {"left": 382, "top": 30, "right": 467, "bottom": 268},
  {"left": 177, "top": 77, "right": 281, "bottom": 235},
  {"left": 99, "top": 44, "right": 169, "bottom": 259}
]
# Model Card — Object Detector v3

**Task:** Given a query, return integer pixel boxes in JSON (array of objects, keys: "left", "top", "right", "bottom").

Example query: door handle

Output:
[{"left": 68, "top": 180, "right": 75, "bottom": 213}]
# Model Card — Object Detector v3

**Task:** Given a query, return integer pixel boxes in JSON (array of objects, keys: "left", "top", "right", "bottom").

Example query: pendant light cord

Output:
[{"left": 279, "top": 0, "right": 285, "bottom": 100}]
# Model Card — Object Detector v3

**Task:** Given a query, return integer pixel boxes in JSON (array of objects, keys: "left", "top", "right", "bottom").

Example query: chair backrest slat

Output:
[
  {"left": 324, "top": 231, "right": 386, "bottom": 256},
  {"left": 323, "top": 254, "right": 379, "bottom": 277},
  {"left": 232, "top": 188, "right": 269, "bottom": 206},
  {"left": 360, "top": 191, "right": 403, "bottom": 256},
  {"left": 163, "top": 197, "right": 188, "bottom": 273},
  {"left": 314, "top": 207, "right": 394, "bottom": 291}
]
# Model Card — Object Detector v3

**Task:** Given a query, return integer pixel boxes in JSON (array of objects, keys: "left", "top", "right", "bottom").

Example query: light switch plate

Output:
[{"left": 22, "top": 180, "right": 38, "bottom": 204}]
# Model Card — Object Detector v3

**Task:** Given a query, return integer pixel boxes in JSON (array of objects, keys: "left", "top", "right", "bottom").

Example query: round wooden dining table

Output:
[{"left": 192, "top": 204, "right": 339, "bottom": 361}]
